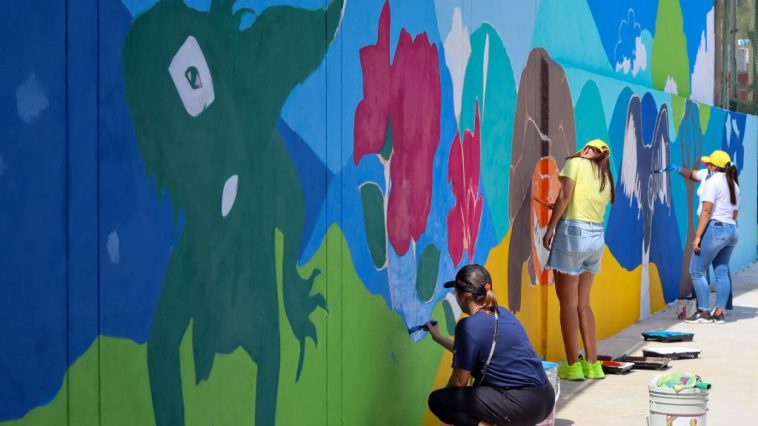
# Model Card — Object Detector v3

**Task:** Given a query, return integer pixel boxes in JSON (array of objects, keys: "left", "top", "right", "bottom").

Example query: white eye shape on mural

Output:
[
  {"left": 222, "top": 175, "right": 238, "bottom": 217},
  {"left": 168, "top": 36, "right": 215, "bottom": 117}
]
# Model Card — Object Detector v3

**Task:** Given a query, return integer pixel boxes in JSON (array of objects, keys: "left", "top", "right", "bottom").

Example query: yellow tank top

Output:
[{"left": 559, "top": 158, "right": 611, "bottom": 223}]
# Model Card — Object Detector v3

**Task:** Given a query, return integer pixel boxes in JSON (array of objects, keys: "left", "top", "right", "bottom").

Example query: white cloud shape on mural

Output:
[
  {"left": 16, "top": 73, "right": 49, "bottom": 124},
  {"left": 222, "top": 174, "right": 238, "bottom": 217},
  {"left": 107, "top": 231, "right": 120, "bottom": 264},
  {"left": 614, "top": 9, "right": 647, "bottom": 77},
  {"left": 443, "top": 7, "right": 471, "bottom": 123},
  {"left": 632, "top": 36, "right": 647, "bottom": 77},
  {"left": 621, "top": 113, "right": 641, "bottom": 208},
  {"left": 691, "top": 7, "right": 715, "bottom": 105},
  {"left": 169, "top": 36, "right": 215, "bottom": 117},
  {"left": 664, "top": 76, "right": 679, "bottom": 95}
]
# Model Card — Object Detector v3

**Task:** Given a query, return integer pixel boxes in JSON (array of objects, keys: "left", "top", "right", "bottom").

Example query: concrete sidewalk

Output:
[{"left": 554, "top": 261, "right": 758, "bottom": 425}]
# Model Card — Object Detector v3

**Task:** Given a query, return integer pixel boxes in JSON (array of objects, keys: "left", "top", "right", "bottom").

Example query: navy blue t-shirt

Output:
[{"left": 452, "top": 307, "right": 548, "bottom": 388}]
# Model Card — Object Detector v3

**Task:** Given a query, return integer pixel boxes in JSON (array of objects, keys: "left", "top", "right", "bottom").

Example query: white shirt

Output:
[
  {"left": 698, "top": 171, "right": 740, "bottom": 224},
  {"left": 695, "top": 169, "right": 709, "bottom": 216}
]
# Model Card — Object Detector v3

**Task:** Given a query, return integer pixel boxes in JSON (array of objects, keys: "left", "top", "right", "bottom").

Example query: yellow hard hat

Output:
[{"left": 701, "top": 150, "right": 731, "bottom": 169}]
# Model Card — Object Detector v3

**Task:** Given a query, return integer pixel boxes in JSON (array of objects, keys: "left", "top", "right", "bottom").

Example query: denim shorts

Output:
[{"left": 546, "top": 219, "right": 605, "bottom": 275}]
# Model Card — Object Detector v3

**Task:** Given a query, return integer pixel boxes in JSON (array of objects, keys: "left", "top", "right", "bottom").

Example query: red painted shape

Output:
[
  {"left": 354, "top": 0, "right": 441, "bottom": 256},
  {"left": 447, "top": 103, "right": 483, "bottom": 266}
]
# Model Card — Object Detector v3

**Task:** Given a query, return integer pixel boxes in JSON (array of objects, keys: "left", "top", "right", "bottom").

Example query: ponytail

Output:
[
  {"left": 480, "top": 290, "right": 499, "bottom": 313},
  {"left": 596, "top": 153, "right": 616, "bottom": 204},
  {"left": 726, "top": 163, "right": 739, "bottom": 205}
]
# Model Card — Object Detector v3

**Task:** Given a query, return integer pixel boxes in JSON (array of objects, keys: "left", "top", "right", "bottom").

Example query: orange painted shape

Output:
[{"left": 530, "top": 157, "right": 561, "bottom": 285}]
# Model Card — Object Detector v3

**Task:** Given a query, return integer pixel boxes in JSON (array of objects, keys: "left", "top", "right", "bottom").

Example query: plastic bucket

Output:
[
  {"left": 536, "top": 361, "right": 560, "bottom": 426},
  {"left": 648, "top": 383, "right": 708, "bottom": 426}
]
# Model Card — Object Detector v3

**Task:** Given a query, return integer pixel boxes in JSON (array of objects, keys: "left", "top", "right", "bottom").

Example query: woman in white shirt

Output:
[{"left": 666, "top": 150, "right": 740, "bottom": 323}]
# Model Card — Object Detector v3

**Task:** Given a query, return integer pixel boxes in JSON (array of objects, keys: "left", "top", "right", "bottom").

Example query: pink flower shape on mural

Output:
[
  {"left": 447, "top": 103, "right": 483, "bottom": 266},
  {"left": 354, "top": 0, "right": 441, "bottom": 256}
]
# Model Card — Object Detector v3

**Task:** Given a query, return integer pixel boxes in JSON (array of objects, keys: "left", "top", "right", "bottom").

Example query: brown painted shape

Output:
[{"left": 508, "top": 48, "right": 576, "bottom": 311}]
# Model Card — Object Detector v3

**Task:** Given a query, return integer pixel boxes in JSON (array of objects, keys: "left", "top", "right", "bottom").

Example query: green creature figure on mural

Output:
[{"left": 122, "top": 0, "right": 344, "bottom": 424}]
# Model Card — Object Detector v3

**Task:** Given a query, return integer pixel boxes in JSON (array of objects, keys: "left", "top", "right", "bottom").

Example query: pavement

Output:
[{"left": 553, "top": 261, "right": 758, "bottom": 425}]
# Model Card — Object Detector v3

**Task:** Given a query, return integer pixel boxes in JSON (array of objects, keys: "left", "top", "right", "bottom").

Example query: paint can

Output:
[
  {"left": 536, "top": 361, "right": 560, "bottom": 426},
  {"left": 648, "top": 381, "right": 708, "bottom": 425}
]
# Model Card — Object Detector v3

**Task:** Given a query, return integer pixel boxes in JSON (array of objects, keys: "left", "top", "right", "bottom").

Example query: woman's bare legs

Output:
[
  {"left": 577, "top": 272, "right": 597, "bottom": 362},
  {"left": 554, "top": 271, "right": 580, "bottom": 364}
]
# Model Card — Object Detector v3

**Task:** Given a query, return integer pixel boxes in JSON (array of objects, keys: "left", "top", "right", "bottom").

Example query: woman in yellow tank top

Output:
[{"left": 542, "top": 139, "right": 615, "bottom": 381}]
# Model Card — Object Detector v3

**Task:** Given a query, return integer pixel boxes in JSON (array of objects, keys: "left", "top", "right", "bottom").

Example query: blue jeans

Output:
[{"left": 689, "top": 221, "right": 738, "bottom": 311}]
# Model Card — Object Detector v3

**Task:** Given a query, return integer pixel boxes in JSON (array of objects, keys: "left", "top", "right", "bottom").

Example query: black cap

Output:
[{"left": 443, "top": 264, "right": 492, "bottom": 297}]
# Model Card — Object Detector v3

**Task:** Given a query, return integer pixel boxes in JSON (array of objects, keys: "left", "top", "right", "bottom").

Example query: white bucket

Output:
[
  {"left": 648, "top": 383, "right": 708, "bottom": 426},
  {"left": 536, "top": 361, "right": 560, "bottom": 426}
]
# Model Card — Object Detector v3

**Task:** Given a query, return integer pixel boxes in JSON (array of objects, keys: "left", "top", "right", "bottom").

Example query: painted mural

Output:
[{"left": 1, "top": 0, "right": 756, "bottom": 425}]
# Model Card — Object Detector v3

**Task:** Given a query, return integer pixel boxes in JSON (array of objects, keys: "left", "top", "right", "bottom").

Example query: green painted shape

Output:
[
  {"left": 415, "top": 243, "right": 440, "bottom": 301},
  {"left": 671, "top": 95, "right": 686, "bottom": 134},
  {"left": 574, "top": 79, "right": 613, "bottom": 224},
  {"left": 100, "top": 337, "right": 156, "bottom": 426},
  {"left": 460, "top": 24, "right": 516, "bottom": 241},
  {"left": 443, "top": 299, "right": 457, "bottom": 336},
  {"left": 574, "top": 80, "right": 609, "bottom": 149},
  {"left": 68, "top": 339, "right": 100, "bottom": 425},
  {"left": 699, "top": 104, "right": 711, "bottom": 135},
  {"left": 178, "top": 321, "right": 258, "bottom": 426},
  {"left": 4, "top": 226, "right": 444, "bottom": 425},
  {"left": 651, "top": 0, "right": 690, "bottom": 96},
  {"left": 123, "top": 0, "right": 342, "bottom": 424},
  {"left": 360, "top": 183, "right": 387, "bottom": 269},
  {"left": 380, "top": 117, "right": 393, "bottom": 162},
  {"left": 1, "top": 338, "right": 150, "bottom": 426}
]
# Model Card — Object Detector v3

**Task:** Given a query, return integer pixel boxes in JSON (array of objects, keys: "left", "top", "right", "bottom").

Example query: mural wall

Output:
[{"left": 2, "top": 0, "right": 756, "bottom": 424}]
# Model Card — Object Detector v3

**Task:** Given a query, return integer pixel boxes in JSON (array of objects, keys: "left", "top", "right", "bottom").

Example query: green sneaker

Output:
[
  {"left": 558, "top": 360, "right": 585, "bottom": 381},
  {"left": 581, "top": 359, "right": 605, "bottom": 379}
]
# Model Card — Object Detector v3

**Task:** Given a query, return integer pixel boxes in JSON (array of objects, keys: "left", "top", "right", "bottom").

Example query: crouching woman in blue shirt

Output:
[{"left": 426, "top": 264, "right": 555, "bottom": 426}]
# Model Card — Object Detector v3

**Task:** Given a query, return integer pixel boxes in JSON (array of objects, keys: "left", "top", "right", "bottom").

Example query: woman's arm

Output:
[
  {"left": 447, "top": 368, "right": 472, "bottom": 388},
  {"left": 733, "top": 209, "right": 739, "bottom": 221},
  {"left": 692, "top": 202, "right": 713, "bottom": 253},
  {"left": 426, "top": 321, "right": 454, "bottom": 352},
  {"left": 543, "top": 177, "right": 575, "bottom": 250},
  {"left": 679, "top": 166, "right": 701, "bottom": 182}
]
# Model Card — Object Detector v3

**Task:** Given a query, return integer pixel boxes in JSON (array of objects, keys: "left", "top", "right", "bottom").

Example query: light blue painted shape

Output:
[
  {"left": 531, "top": 0, "right": 611, "bottom": 75},
  {"left": 731, "top": 116, "right": 757, "bottom": 269},
  {"left": 120, "top": 0, "right": 158, "bottom": 17},
  {"left": 15, "top": 73, "right": 49, "bottom": 124},
  {"left": 433, "top": 0, "right": 541, "bottom": 85}
]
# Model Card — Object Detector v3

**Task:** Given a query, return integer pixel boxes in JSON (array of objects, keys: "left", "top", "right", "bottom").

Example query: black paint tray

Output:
[
  {"left": 615, "top": 355, "right": 671, "bottom": 370},
  {"left": 599, "top": 354, "right": 670, "bottom": 370},
  {"left": 642, "top": 346, "right": 701, "bottom": 360},
  {"left": 600, "top": 360, "right": 634, "bottom": 374},
  {"left": 641, "top": 331, "right": 694, "bottom": 342}
]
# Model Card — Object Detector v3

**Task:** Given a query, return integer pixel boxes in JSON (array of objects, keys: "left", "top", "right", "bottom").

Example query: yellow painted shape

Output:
[
  {"left": 545, "top": 251, "right": 668, "bottom": 361},
  {"left": 649, "top": 262, "right": 667, "bottom": 313}
]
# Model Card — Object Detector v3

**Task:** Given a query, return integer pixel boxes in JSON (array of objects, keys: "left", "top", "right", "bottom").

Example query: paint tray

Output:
[
  {"left": 642, "top": 346, "right": 701, "bottom": 360},
  {"left": 600, "top": 360, "right": 634, "bottom": 374},
  {"left": 641, "top": 331, "right": 694, "bottom": 342},
  {"left": 598, "top": 355, "right": 670, "bottom": 370},
  {"left": 615, "top": 355, "right": 671, "bottom": 370}
]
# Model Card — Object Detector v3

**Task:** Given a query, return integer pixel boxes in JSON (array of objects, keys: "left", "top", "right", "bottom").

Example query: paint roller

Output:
[{"left": 407, "top": 320, "right": 437, "bottom": 335}]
